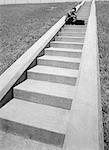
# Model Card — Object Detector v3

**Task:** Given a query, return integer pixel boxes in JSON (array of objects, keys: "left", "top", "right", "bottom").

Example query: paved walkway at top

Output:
[{"left": 0, "top": 0, "right": 87, "bottom": 5}]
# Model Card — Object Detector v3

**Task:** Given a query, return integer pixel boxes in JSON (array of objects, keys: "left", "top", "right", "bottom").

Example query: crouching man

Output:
[
  {"left": 65, "top": 8, "right": 77, "bottom": 25},
  {"left": 65, "top": 7, "right": 85, "bottom": 25}
]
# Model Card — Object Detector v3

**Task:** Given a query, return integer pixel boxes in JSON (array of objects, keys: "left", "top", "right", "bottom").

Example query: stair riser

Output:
[
  {"left": 38, "top": 59, "right": 80, "bottom": 69},
  {"left": 0, "top": 119, "right": 65, "bottom": 147},
  {"left": 28, "top": 72, "right": 77, "bottom": 85},
  {"left": 59, "top": 32, "right": 85, "bottom": 37},
  {"left": 45, "top": 50, "right": 81, "bottom": 58},
  {"left": 55, "top": 36, "right": 84, "bottom": 43},
  {"left": 50, "top": 43, "right": 83, "bottom": 49},
  {"left": 61, "top": 28, "right": 86, "bottom": 32},
  {"left": 14, "top": 89, "right": 72, "bottom": 110}
]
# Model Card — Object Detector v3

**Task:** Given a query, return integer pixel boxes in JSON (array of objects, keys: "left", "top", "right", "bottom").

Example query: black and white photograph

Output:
[{"left": 0, "top": 0, "right": 107, "bottom": 149}]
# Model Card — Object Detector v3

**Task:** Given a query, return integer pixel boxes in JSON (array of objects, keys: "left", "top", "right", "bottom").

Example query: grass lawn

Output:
[
  {"left": 0, "top": 2, "right": 76, "bottom": 75},
  {"left": 96, "top": 1, "right": 109, "bottom": 150}
]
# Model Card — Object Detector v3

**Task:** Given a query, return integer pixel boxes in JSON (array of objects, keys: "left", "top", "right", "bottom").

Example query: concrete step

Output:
[
  {"left": 59, "top": 31, "right": 85, "bottom": 37},
  {"left": 45, "top": 47, "right": 82, "bottom": 58},
  {"left": 77, "top": 17, "right": 88, "bottom": 20},
  {"left": 0, "top": 99, "right": 69, "bottom": 146},
  {"left": 37, "top": 55, "right": 80, "bottom": 69},
  {"left": 27, "top": 65, "right": 78, "bottom": 85},
  {"left": 55, "top": 36, "right": 84, "bottom": 43},
  {"left": 63, "top": 25, "right": 87, "bottom": 29},
  {"left": 50, "top": 41, "right": 83, "bottom": 49},
  {"left": 61, "top": 28, "right": 86, "bottom": 32},
  {"left": 14, "top": 79, "right": 75, "bottom": 109},
  {"left": 77, "top": 16, "right": 89, "bottom": 19},
  {"left": 78, "top": 14, "right": 90, "bottom": 17}
]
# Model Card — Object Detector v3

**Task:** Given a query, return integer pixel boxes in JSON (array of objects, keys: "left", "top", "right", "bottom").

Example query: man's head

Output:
[{"left": 72, "top": 7, "right": 76, "bottom": 12}]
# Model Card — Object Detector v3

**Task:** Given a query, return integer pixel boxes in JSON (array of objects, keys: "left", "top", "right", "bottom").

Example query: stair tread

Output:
[
  {"left": 64, "top": 25, "right": 87, "bottom": 27},
  {"left": 56, "top": 36, "right": 84, "bottom": 39},
  {"left": 45, "top": 47, "right": 82, "bottom": 52},
  {"left": 63, "top": 28, "right": 86, "bottom": 30},
  {"left": 14, "top": 79, "right": 75, "bottom": 99},
  {"left": 61, "top": 31, "right": 85, "bottom": 33},
  {"left": 0, "top": 98, "right": 69, "bottom": 134},
  {"left": 51, "top": 41, "right": 83, "bottom": 45},
  {"left": 60, "top": 32, "right": 85, "bottom": 34},
  {"left": 28, "top": 65, "right": 78, "bottom": 77},
  {"left": 63, "top": 24, "right": 86, "bottom": 26},
  {"left": 38, "top": 55, "right": 80, "bottom": 63}
]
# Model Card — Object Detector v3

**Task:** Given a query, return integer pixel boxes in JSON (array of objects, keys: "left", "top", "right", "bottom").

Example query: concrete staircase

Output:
[{"left": 0, "top": 2, "right": 91, "bottom": 148}]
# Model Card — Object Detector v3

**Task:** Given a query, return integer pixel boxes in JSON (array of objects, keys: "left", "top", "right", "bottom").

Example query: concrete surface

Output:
[
  {"left": 0, "top": 130, "right": 62, "bottom": 150},
  {"left": 59, "top": 31, "right": 86, "bottom": 37},
  {"left": 50, "top": 41, "right": 83, "bottom": 49},
  {"left": 28, "top": 65, "right": 78, "bottom": 85},
  {"left": 37, "top": 55, "right": 80, "bottom": 69},
  {"left": 14, "top": 79, "right": 75, "bottom": 109},
  {"left": 55, "top": 36, "right": 84, "bottom": 43},
  {"left": 63, "top": 25, "right": 87, "bottom": 29},
  {"left": 63, "top": 1, "right": 104, "bottom": 150},
  {"left": 45, "top": 47, "right": 82, "bottom": 58},
  {"left": 0, "top": 99, "right": 70, "bottom": 146},
  {"left": 61, "top": 28, "right": 86, "bottom": 32}
]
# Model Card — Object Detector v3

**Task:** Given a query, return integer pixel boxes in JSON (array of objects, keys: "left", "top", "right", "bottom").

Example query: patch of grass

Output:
[
  {"left": 96, "top": 1, "right": 109, "bottom": 150},
  {"left": 0, "top": 2, "right": 77, "bottom": 75}
]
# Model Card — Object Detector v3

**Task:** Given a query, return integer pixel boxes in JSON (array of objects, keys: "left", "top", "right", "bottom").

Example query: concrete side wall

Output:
[{"left": 63, "top": 0, "right": 104, "bottom": 149}]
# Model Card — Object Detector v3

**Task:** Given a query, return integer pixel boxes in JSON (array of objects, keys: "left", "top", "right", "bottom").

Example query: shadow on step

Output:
[{"left": 66, "top": 20, "right": 85, "bottom": 25}]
